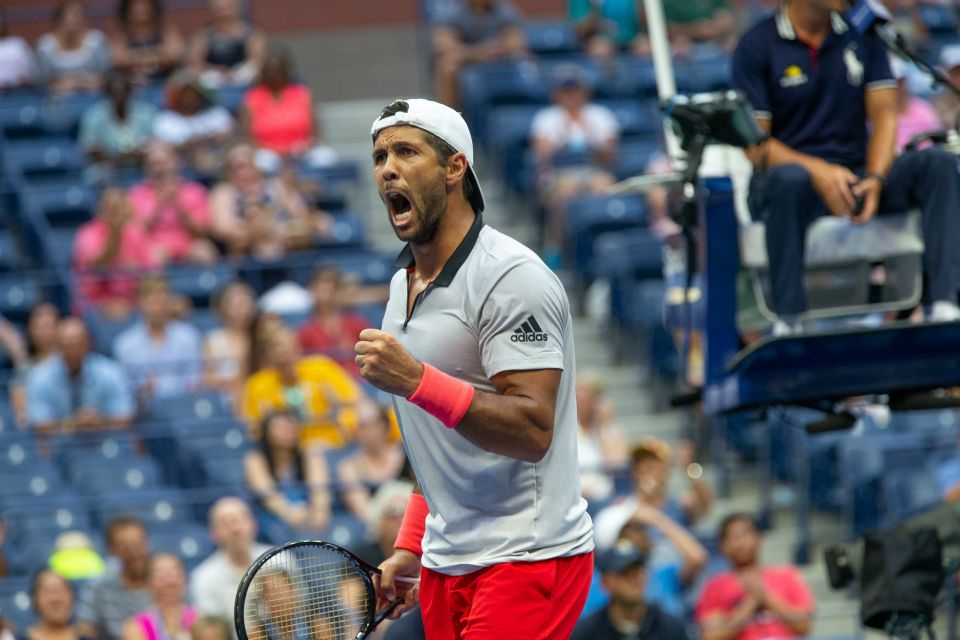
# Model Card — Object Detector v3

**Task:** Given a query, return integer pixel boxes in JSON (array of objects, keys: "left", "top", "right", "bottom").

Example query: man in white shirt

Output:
[{"left": 190, "top": 497, "right": 271, "bottom": 629}]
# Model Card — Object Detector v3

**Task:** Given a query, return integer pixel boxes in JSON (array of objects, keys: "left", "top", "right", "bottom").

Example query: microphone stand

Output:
[{"left": 875, "top": 26, "right": 960, "bottom": 108}]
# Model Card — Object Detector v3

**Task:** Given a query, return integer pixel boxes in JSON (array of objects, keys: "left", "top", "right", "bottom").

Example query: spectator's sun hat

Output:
[
  {"left": 630, "top": 436, "right": 672, "bottom": 463},
  {"left": 371, "top": 98, "right": 485, "bottom": 213}
]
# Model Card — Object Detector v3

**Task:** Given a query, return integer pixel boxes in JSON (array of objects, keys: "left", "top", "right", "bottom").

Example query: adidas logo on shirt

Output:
[{"left": 511, "top": 315, "right": 548, "bottom": 343}]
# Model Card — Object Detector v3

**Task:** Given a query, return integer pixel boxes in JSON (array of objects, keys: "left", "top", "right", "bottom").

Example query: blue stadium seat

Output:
[
  {"left": 0, "top": 274, "right": 42, "bottom": 323},
  {"left": 459, "top": 60, "right": 550, "bottom": 137},
  {"left": 0, "top": 433, "right": 38, "bottom": 472},
  {"left": 523, "top": 20, "right": 580, "bottom": 57},
  {"left": 45, "top": 227, "right": 77, "bottom": 268},
  {"left": 3, "top": 494, "right": 94, "bottom": 548},
  {"left": 594, "top": 57, "right": 658, "bottom": 99},
  {"left": 67, "top": 455, "right": 163, "bottom": 496},
  {"left": 94, "top": 487, "right": 194, "bottom": 530},
  {"left": 0, "top": 229, "right": 26, "bottom": 272},
  {"left": 198, "top": 450, "right": 248, "bottom": 489},
  {"left": 325, "top": 511, "right": 367, "bottom": 550},
  {"left": 564, "top": 194, "right": 648, "bottom": 273},
  {"left": 28, "top": 183, "right": 96, "bottom": 227},
  {"left": 675, "top": 54, "right": 731, "bottom": 94},
  {"left": 3, "top": 137, "right": 84, "bottom": 180},
  {"left": 613, "top": 138, "right": 664, "bottom": 181},
  {"left": 0, "top": 101, "right": 46, "bottom": 139},
  {"left": 883, "top": 468, "right": 942, "bottom": 525},
  {"left": 165, "top": 263, "right": 236, "bottom": 306},
  {"left": 316, "top": 213, "right": 365, "bottom": 249},
  {"left": 188, "top": 308, "right": 221, "bottom": 333},
  {"left": 0, "top": 398, "right": 18, "bottom": 434},
  {"left": 601, "top": 99, "right": 663, "bottom": 137},
  {"left": 150, "top": 523, "right": 215, "bottom": 570},
  {"left": 0, "top": 576, "right": 35, "bottom": 631},
  {"left": 917, "top": 3, "right": 957, "bottom": 35},
  {"left": 0, "top": 460, "right": 63, "bottom": 505},
  {"left": 146, "top": 390, "right": 234, "bottom": 422},
  {"left": 591, "top": 229, "right": 663, "bottom": 282}
]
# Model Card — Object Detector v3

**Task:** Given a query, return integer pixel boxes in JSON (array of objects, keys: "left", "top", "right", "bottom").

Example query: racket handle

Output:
[
  {"left": 373, "top": 598, "right": 404, "bottom": 627},
  {"left": 395, "top": 576, "right": 420, "bottom": 584}
]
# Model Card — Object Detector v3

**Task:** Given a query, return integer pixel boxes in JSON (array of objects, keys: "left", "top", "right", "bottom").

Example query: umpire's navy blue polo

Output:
[{"left": 731, "top": 7, "right": 895, "bottom": 168}]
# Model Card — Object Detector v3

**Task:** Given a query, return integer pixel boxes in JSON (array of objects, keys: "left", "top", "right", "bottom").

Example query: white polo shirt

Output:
[{"left": 382, "top": 215, "right": 594, "bottom": 576}]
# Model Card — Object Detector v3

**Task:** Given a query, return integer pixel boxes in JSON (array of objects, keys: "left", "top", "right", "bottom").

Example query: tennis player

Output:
[{"left": 355, "top": 98, "right": 594, "bottom": 639}]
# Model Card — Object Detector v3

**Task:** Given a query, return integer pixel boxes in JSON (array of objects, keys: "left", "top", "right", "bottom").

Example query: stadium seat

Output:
[
  {"left": 316, "top": 213, "right": 365, "bottom": 249},
  {"left": 151, "top": 523, "right": 215, "bottom": 570},
  {"left": 0, "top": 229, "right": 26, "bottom": 272},
  {"left": 613, "top": 138, "right": 664, "bottom": 181},
  {"left": 28, "top": 183, "right": 96, "bottom": 228},
  {"left": 0, "top": 398, "right": 18, "bottom": 434},
  {"left": 94, "top": 487, "right": 194, "bottom": 530},
  {"left": 0, "top": 274, "right": 42, "bottom": 323},
  {"left": 0, "top": 460, "right": 63, "bottom": 505},
  {"left": 146, "top": 390, "right": 234, "bottom": 423},
  {"left": 883, "top": 468, "right": 942, "bottom": 525},
  {"left": 601, "top": 99, "right": 663, "bottom": 137},
  {"left": 0, "top": 576, "right": 35, "bottom": 631},
  {"left": 3, "top": 137, "right": 84, "bottom": 180},
  {"left": 523, "top": 20, "right": 580, "bottom": 58},
  {"left": 325, "top": 511, "right": 368, "bottom": 550},
  {"left": 564, "top": 194, "right": 648, "bottom": 274},
  {"left": 2, "top": 494, "right": 94, "bottom": 548},
  {"left": 164, "top": 263, "right": 237, "bottom": 306},
  {"left": 67, "top": 455, "right": 163, "bottom": 496},
  {"left": 0, "top": 433, "right": 38, "bottom": 472},
  {"left": 594, "top": 57, "right": 658, "bottom": 99},
  {"left": 198, "top": 450, "right": 249, "bottom": 489}
]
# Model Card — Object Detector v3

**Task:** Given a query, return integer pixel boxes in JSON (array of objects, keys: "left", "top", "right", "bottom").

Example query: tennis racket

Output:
[{"left": 234, "top": 540, "right": 419, "bottom": 640}]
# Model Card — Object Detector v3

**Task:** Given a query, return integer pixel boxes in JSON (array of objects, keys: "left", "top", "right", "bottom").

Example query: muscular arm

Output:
[{"left": 455, "top": 368, "right": 558, "bottom": 463}]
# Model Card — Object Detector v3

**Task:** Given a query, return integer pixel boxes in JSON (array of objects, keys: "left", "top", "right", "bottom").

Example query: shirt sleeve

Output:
[
  {"left": 731, "top": 32, "right": 772, "bottom": 119},
  {"left": 694, "top": 576, "right": 728, "bottom": 621},
  {"left": 478, "top": 259, "right": 568, "bottom": 378},
  {"left": 25, "top": 368, "right": 57, "bottom": 425},
  {"left": 865, "top": 38, "right": 895, "bottom": 90},
  {"left": 102, "top": 360, "right": 135, "bottom": 420},
  {"left": 74, "top": 580, "right": 98, "bottom": 626},
  {"left": 782, "top": 567, "right": 816, "bottom": 611}
]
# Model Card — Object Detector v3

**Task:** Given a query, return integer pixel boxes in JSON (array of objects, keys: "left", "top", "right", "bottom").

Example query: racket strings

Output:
[{"left": 243, "top": 546, "right": 373, "bottom": 640}]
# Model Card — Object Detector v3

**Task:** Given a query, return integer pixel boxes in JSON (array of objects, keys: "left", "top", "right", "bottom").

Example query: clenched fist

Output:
[{"left": 355, "top": 329, "right": 424, "bottom": 397}]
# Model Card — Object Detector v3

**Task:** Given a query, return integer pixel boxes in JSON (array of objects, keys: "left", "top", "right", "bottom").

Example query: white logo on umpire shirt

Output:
[{"left": 511, "top": 315, "right": 548, "bottom": 342}]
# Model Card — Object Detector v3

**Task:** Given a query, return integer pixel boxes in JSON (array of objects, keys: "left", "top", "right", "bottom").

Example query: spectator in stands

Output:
[
  {"left": 210, "top": 143, "right": 327, "bottom": 257},
  {"left": 530, "top": 65, "right": 620, "bottom": 268},
  {"left": 891, "top": 57, "right": 942, "bottom": 152},
  {"left": 337, "top": 400, "right": 406, "bottom": 521},
  {"left": 9, "top": 304, "right": 62, "bottom": 428},
  {"left": 189, "top": 618, "right": 230, "bottom": 640},
  {"left": 240, "top": 326, "right": 363, "bottom": 448},
  {"left": 113, "top": 274, "right": 204, "bottom": 399},
  {"left": 35, "top": 0, "right": 111, "bottom": 95},
  {"left": 933, "top": 44, "right": 960, "bottom": 130},
  {"left": 79, "top": 70, "right": 157, "bottom": 181},
  {"left": 239, "top": 47, "right": 337, "bottom": 173},
  {"left": 190, "top": 498, "right": 271, "bottom": 625},
  {"left": 733, "top": 0, "right": 960, "bottom": 328},
  {"left": 122, "top": 554, "right": 197, "bottom": 640},
  {"left": 0, "top": 7, "right": 36, "bottom": 91},
  {"left": 77, "top": 517, "right": 152, "bottom": 640},
  {"left": 48, "top": 531, "right": 106, "bottom": 582},
  {"left": 243, "top": 410, "right": 333, "bottom": 543},
  {"left": 297, "top": 266, "right": 370, "bottom": 376},
  {"left": 109, "top": 0, "right": 185, "bottom": 85},
  {"left": 129, "top": 141, "right": 219, "bottom": 264},
  {"left": 25, "top": 317, "right": 134, "bottom": 434},
  {"left": 187, "top": 0, "right": 266, "bottom": 88},
  {"left": 247, "top": 311, "right": 284, "bottom": 376},
  {"left": 664, "top": 0, "right": 737, "bottom": 56},
  {"left": 73, "top": 188, "right": 160, "bottom": 320},
  {"left": 595, "top": 498, "right": 708, "bottom": 616},
  {"left": 22, "top": 571, "right": 86, "bottom": 640},
  {"left": 571, "top": 540, "right": 689, "bottom": 640},
  {"left": 203, "top": 282, "right": 256, "bottom": 398},
  {"left": 350, "top": 480, "right": 414, "bottom": 568},
  {"left": 153, "top": 70, "right": 235, "bottom": 178},
  {"left": 695, "top": 513, "right": 814, "bottom": 640},
  {"left": 0, "top": 312, "right": 28, "bottom": 371},
  {"left": 576, "top": 372, "right": 628, "bottom": 505},
  {"left": 432, "top": 0, "right": 529, "bottom": 108},
  {"left": 570, "top": 0, "right": 650, "bottom": 62}
]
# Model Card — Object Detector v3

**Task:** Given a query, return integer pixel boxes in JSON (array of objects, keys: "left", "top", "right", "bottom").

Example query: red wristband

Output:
[
  {"left": 406, "top": 363, "right": 475, "bottom": 428},
  {"left": 394, "top": 492, "right": 428, "bottom": 556}
]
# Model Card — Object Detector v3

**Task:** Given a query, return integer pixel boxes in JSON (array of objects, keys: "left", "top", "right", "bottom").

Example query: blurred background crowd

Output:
[{"left": 2, "top": 0, "right": 960, "bottom": 639}]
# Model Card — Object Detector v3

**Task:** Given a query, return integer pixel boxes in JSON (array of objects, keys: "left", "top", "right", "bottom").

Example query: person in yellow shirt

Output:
[{"left": 241, "top": 326, "right": 363, "bottom": 447}]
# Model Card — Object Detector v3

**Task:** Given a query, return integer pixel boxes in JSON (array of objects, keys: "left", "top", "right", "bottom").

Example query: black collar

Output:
[{"left": 393, "top": 213, "right": 484, "bottom": 288}]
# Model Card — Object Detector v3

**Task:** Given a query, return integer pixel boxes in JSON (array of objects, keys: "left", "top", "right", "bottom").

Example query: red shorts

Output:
[{"left": 418, "top": 551, "right": 594, "bottom": 640}]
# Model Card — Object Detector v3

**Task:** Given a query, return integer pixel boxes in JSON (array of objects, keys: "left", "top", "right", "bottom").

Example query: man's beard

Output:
[{"left": 393, "top": 178, "right": 447, "bottom": 245}]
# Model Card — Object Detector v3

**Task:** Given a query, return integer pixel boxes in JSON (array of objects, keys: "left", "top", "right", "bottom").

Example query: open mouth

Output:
[{"left": 386, "top": 191, "right": 413, "bottom": 226}]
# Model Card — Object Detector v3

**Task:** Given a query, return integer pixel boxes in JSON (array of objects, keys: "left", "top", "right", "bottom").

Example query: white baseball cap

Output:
[
  {"left": 371, "top": 98, "right": 485, "bottom": 213},
  {"left": 940, "top": 44, "right": 960, "bottom": 71}
]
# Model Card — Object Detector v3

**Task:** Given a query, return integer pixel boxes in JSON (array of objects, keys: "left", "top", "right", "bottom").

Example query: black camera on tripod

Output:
[{"left": 824, "top": 502, "right": 960, "bottom": 639}]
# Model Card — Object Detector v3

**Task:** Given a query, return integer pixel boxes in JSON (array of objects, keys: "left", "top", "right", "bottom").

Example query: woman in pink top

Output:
[
  {"left": 127, "top": 140, "right": 219, "bottom": 263},
  {"left": 239, "top": 47, "right": 336, "bottom": 173},
  {"left": 123, "top": 554, "right": 198, "bottom": 640},
  {"left": 73, "top": 188, "right": 159, "bottom": 318}
]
